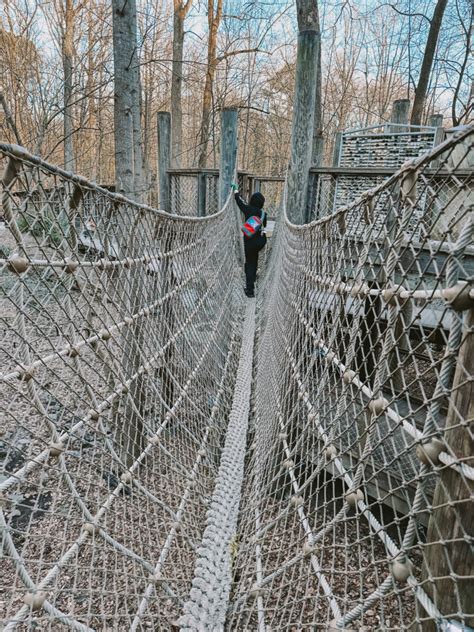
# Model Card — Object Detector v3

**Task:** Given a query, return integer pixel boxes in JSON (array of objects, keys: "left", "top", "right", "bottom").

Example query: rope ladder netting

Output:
[{"left": 1, "top": 124, "right": 473, "bottom": 631}]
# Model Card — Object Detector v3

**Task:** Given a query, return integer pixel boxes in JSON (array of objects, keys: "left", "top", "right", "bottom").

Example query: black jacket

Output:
[
  {"left": 234, "top": 192, "right": 267, "bottom": 227},
  {"left": 235, "top": 191, "right": 267, "bottom": 250}
]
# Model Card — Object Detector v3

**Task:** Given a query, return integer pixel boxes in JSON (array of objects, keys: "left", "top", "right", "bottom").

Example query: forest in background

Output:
[{"left": 0, "top": 0, "right": 472, "bottom": 192}]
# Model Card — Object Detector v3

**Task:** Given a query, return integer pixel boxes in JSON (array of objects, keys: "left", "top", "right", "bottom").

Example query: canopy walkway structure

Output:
[{"left": 0, "top": 122, "right": 473, "bottom": 631}]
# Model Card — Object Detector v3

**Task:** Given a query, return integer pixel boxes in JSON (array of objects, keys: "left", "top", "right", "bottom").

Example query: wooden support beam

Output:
[
  {"left": 421, "top": 308, "right": 474, "bottom": 630},
  {"left": 157, "top": 111, "right": 171, "bottom": 212},
  {"left": 332, "top": 132, "right": 343, "bottom": 167},
  {"left": 219, "top": 107, "right": 238, "bottom": 209},
  {"left": 429, "top": 117, "right": 445, "bottom": 168},
  {"left": 197, "top": 172, "right": 206, "bottom": 217},
  {"left": 388, "top": 99, "right": 410, "bottom": 133},
  {"left": 429, "top": 114, "right": 444, "bottom": 128},
  {"left": 287, "top": 25, "right": 319, "bottom": 224}
]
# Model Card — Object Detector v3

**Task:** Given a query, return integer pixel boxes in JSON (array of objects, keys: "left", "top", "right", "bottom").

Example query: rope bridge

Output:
[{"left": 1, "top": 125, "right": 473, "bottom": 630}]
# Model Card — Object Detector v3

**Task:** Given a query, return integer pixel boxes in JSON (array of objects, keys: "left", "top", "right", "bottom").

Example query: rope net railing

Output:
[
  {"left": 228, "top": 125, "right": 473, "bottom": 631},
  {"left": 0, "top": 143, "right": 244, "bottom": 630},
  {"left": 1, "top": 123, "right": 473, "bottom": 632}
]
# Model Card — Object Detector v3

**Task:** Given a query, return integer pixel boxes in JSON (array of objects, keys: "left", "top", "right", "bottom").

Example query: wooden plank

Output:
[
  {"left": 389, "top": 99, "right": 410, "bottom": 132},
  {"left": 308, "top": 287, "right": 454, "bottom": 334},
  {"left": 309, "top": 167, "right": 472, "bottom": 176},
  {"left": 332, "top": 131, "right": 343, "bottom": 166},
  {"left": 219, "top": 108, "right": 238, "bottom": 209},
  {"left": 287, "top": 28, "right": 319, "bottom": 224},
  {"left": 197, "top": 172, "right": 206, "bottom": 217},
  {"left": 157, "top": 111, "right": 171, "bottom": 212},
  {"left": 421, "top": 308, "right": 474, "bottom": 630}
]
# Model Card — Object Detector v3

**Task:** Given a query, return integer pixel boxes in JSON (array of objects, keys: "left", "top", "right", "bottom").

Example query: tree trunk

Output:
[
  {"left": 410, "top": 0, "right": 448, "bottom": 126},
  {"left": 112, "top": 0, "right": 135, "bottom": 196},
  {"left": 311, "top": 12, "right": 323, "bottom": 167},
  {"left": 296, "top": 0, "right": 319, "bottom": 29},
  {"left": 0, "top": 92, "right": 22, "bottom": 145},
  {"left": 86, "top": 10, "right": 97, "bottom": 180},
  {"left": 198, "top": 0, "right": 222, "bottom": 169},
  {"left": 112, "top": 0, "right": 145, "bottom": 466},
  {"left": 143, "top": 86, "right": 150, "bottom": 198},
  {"left": 62, "top": 0, "right": 75, "bottom": 170},
  {"left": 130, "top": 0, "right": 143, "bottom": 201},
  {"left": 97, "top": 64, "right": 104, "bottom": 183},
  {"left": 171, "top": 1, "right": 192, "bottom": 167}
]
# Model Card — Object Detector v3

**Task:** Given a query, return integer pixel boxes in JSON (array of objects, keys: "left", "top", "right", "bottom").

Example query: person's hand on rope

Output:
[{"left": 231, "top": 182, "right": 239, "bottom": 193}]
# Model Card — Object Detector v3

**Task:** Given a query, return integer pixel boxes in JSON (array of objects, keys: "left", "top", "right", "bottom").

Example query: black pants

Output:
[{"left": 244, "top": 235, "right": 266, "bottom": 292}]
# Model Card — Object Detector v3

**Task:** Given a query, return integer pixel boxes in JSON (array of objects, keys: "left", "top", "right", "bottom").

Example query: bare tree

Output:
[
  {"left": 111, "top": 0, "right": 141, "bottom": 197},
  {"left": 448, "top": 0, "right": 472, "bottom": 125},
  {"left": 198, "top": 0, "right": 222, "bottom": 168},
  {"left": 1, "top": 0, "right": 471, "bottom": 181},
  {"left": 130, "top": 0, "right": 143, "bottom": 199},
  {"left": 410, "top": 0, "right": 448, "bottom": 126},
  {"left": 62, "top": 0, "right": 75, "bottom": 169},
  {"left": 171, "top": 0, "right": 192, "bottom": 167},
  {"left": 0, "top": 91, "right": 22, "bottom": 144},
  {"left": 112, "top": 0, "right": 146, "bottom": 466}
]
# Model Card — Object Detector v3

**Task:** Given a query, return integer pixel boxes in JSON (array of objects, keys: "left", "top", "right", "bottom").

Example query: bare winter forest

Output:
[
  {"left": 1, "top": 1, "right": 474, "bottom": 630},
  {"left": 0, "top": 0, "right": 472, "bottom": 193}
]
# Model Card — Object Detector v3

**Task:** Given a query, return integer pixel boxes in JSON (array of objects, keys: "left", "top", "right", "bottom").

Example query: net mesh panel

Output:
[
  {"left": 229, "top": 126, "right": 473, "bottom": 631},
  {"left": 310, "top": 171, "right": 474, "bottom": 242},
  {"left": 169, "top": 173, "right": 219, "bottom": 217},
  {"left": 170, "top": 174, "right": 199, "bottom": 216},
  {"left": 338, "top": 125, "right": 437, "bottom": 168},
  {"left": 0, "top": 144, "right": 242, "bottom": 630},
  {"left": 1, "top": 125, "right": 473, "bottom": 632},
  {"left": 310, "top": 172, "right": 391, "bottom": 223},
  {"left": 311, "top": 125, "right": 439, "bottom": 225},
  {"left": 252, "top": 179, "right": 285, "bottom": 221},
  {"left": 205, "top": 174, "right": 219, "bottom": 216}
]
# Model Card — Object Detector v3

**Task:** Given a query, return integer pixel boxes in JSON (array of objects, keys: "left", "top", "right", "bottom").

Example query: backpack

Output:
[{"left": 241, "top": 210, "right": 266, "bottom": 239}]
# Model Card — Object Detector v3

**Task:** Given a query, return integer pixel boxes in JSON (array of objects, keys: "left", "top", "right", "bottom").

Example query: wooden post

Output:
[
  {"left": 332, "top": 132, "right": 343, "bottom": 166},
  {"left": 421, "top": 308, "right": 474, "bottom": 630},
  {"left": 247, "top": 176, "right": 254, "bottom": 200},
  {"left": 241, "top": 172, "right": 250, "bottom": 201},
  {"left": 429, "top": 113, "right": 444, "bottom": 128},
  {"left": 429, "top": 114, "right": 445, "bottom": 168},
  {"left": 197, "top": 172, "right": 206, "bottom": 217},
  {"left": 286, "top": 28, "right": 318, "bottom": 224},
  {"left": 219, "top": 107, "right": 238, "bottom": 209},
  {"left": 323, "top": 131, "right": 343, "bottom": 217},
  {"left": 312, "top": 135, "right": 324, "bottom": 168},
  {"left": 388, "top": 99, "right": 410, "bottom": 133},
  {"left": 157, "top": 111, "right": 171, "bottom": 212},
  {"left": 306, "top": 170, "right": 317, "bottom": 223},
  {"left": 157, "top": 112, "right": 175, "bottom": 423}
]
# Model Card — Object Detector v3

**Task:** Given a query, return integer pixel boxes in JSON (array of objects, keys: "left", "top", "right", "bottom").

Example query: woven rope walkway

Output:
[
  {"left": 1, "top": 125, "right": 473, "bottom": 630},
  {"left": 179, "top": 299, "right": 256, "bottom": 631}
]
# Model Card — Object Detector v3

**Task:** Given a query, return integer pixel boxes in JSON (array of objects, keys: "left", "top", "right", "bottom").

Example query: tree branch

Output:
[
  {"left": 216, "top": 47, "right": 267, "bottom": 62},
  {"left": 0, "top": 92, "right": 23, "bottom": 145},
  {"left": 381, "top": 3, "right": 431, "bottom": 23}
]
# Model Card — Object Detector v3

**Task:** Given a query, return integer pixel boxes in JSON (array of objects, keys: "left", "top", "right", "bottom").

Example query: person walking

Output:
[{"left": 232, "top": 184, "right": 267, "bottom": 298}]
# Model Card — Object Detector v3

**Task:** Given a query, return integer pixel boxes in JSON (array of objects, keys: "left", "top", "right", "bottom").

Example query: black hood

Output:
[{"left": 249, "top": 192, "right": 265, "bottom": 209}]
